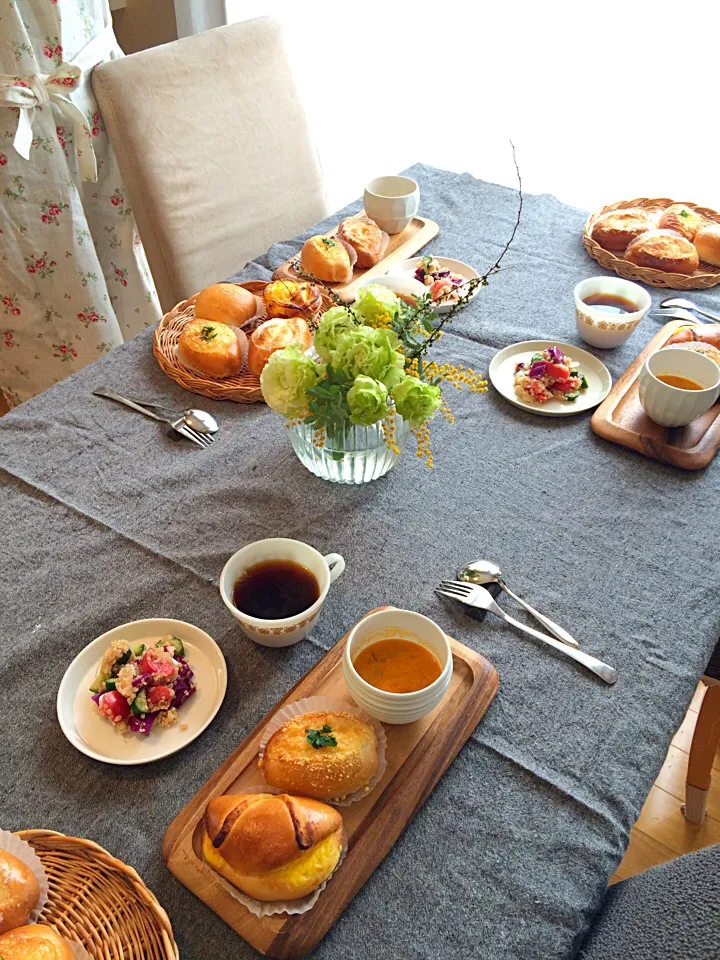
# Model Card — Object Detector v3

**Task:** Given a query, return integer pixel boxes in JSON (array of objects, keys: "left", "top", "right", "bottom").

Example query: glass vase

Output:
[{"left": 289, "top": 416, "right": 410, "bottom": 484}]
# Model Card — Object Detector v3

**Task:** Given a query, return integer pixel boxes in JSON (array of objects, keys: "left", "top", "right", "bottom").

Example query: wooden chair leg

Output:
[{"left": 685, "top": 684, "right": 720, "bottom": 824}]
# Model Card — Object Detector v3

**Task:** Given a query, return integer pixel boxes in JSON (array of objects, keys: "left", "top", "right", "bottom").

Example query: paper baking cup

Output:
[
  {"left": 202, "top": 785, "right": 347, "bottom": 917},
  {"left": 67, "top": 939, "right": 93, "bottom": 960},
  {"left": 258, "top": 695, "right": 387, "bottom": 806},
  {"left": 0, "top": 829, "right": 50, "bottom": 923}
]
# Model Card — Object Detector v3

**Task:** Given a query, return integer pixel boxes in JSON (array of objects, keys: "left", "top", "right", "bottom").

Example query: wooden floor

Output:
[{"left": 611, "top": 681, "right": 720, "bottom": 884}]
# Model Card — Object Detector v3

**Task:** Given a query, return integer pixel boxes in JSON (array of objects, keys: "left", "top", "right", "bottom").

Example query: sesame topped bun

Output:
[{"left": 259, "top": 710, "right": 379, "bottom": 800}]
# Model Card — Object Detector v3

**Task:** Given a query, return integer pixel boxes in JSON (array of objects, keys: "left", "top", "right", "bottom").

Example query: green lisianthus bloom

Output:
[
  {"left": 392, "top": 376, "right": 442, "bottom": 426},
  {"left": 260, "top": 345, "right": 323, "bottom": 418},
  {"left": 313, "top": 306, "right": 356, "bottom": 361},
  {"left": 331, "top": 326, "right": 405, "bottom": 389},
  {"left": 346, "top": 375, "right": 389, "bottom": 426},
  {"left": 353, "top": 283, "right": 400, "bottom": 326}
]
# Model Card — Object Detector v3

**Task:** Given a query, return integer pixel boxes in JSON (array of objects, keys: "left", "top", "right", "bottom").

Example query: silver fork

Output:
[
  {"left": 437, "top": 580, "right": 618, "bottom": 685},
  {"left": 93, "top": 387, "right": 213, "bottom": 448}
]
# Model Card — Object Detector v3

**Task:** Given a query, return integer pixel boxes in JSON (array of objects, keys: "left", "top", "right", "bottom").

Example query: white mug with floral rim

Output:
[{"left": 219, "top": 538, "right": 345, "bottom": 647}]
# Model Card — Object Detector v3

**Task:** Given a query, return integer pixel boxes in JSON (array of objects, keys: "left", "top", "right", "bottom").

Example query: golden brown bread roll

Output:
[
  {"left": 259, "top": 710, "right": 379, "bottom": 799},
  {"left": 0, "top": 850, "right": 40, "bottom": 934},
  {"left": 624, "top": 229, "right": 699, "bottom": 275},
  {"left": 193, "top": 283, "right": 257, "bottom": 326},
  {"left": 177, "top": 319, "right": 247, "bottom": 378},
  {"left": 590, "top": 208, "right": 655, "bottom": 251},
  {"left": 300, "top": 235, "right": 355, "bottom": 283},
  {"left": 667, "top": 324, "right": 720, "bottom": 351},
  {"left": 247, "top": 316, "right": 311, "bottom": 377},
  {"left": 263, "top": 280, "right": 322, "bottom": 320},
  {"left": 693, "top": 224, "right": 720, "bottom": 267},
  {"left": 0, "top": 925, "right": 73, "bottom": 960},
  {"left": 202, "top": 793, "right": 344, "bottom": 901},
  {"left": 657, "top": 203, "right": 703, "bottom": 241},
  {"left": 337, "top": 214, "right": 389, "bottom": 268}
]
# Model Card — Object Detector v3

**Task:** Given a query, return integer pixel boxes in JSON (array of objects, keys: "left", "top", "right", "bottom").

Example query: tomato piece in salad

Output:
[
  {"left": 553, "top": 378, "right": 580, "bottom": 393},
  {"left": 545, "top": 362, "right": 570, "bottom": 380},
  {"left": 147, "top": 685, "right": 174, "bottom": 712},
  {"left": 97, "top": 690, "right": 130, "bottom": 724},
  {"left": 139, "top": 646, "right": 178, "bottom": 681}
]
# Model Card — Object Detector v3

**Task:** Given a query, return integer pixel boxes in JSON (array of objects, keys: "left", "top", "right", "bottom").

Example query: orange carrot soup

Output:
[{"left": 353, "top": 638, "right": 442, "bottom": 694}]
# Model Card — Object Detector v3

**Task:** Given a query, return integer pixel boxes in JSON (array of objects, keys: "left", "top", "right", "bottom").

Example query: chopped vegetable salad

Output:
[
  {"left": 90, "top": 635, "right": 196, "bottom": 736},
  {"left": 513, "top": 345, "right": 589, "bottom": 404},
  {"left": 414, "top": 256, "right": 465, "bottom": 303}
]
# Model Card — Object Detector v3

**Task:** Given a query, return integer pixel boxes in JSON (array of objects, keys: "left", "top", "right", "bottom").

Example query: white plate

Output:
[
  {"left": 57, "top": 618, "right": 227, "bottom": 765},
  {"left": 389, "top": 257, "right": 480, "bottom": 314},
  {"left": 489, "top": 340, "right": 612, "bottom": 417}
]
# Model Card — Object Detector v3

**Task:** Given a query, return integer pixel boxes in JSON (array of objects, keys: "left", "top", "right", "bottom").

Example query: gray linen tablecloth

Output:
[{"left": 1, "top": 165, "right": 719, "bottom": 960}]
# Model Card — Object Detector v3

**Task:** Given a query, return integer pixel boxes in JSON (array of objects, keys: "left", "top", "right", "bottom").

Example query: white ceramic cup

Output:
[
  {"left": 638, "top": 347, "right": 720, "bottom": 427},
  {"left": 363, "top": 176, "right": 420, "bottom": 235},
  {"left": 574, "top": 277, "right": 651, "bottom": 349},
  {"left": 343, "top": 608, "right": 452, "bottom": 724},
  {"left": 219, "top": 538, "right": 345, "bottom": 648}
]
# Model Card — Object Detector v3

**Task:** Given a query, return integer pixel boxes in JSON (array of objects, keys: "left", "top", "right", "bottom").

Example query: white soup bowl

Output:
[
  {"left": 638, "top": 347, "right": 720, "bottom": 427},
  {"left": 343, "top": 608, "right": 452, "bottom": 724}
]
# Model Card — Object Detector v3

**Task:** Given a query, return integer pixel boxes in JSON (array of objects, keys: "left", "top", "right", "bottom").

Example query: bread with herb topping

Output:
[
  {"left": 300, "top": 235, "right": 355, "bottom": 283},
  {"left": 177, "top": 319, "right": 247, "bottom": 378},
  {"left": 658, "top": 204, "right": 703, "bottom": 241},
  {"left": 259, "top": 709, "right": 379, "bottom": 799}
]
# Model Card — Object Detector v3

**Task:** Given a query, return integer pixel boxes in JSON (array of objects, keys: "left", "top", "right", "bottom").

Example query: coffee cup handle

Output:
[{"left": 324, "top": 553, "right": 345, "bottom": 583}]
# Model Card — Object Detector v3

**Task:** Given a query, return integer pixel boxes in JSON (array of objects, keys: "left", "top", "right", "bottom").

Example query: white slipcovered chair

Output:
[{"left": 92, "top": 17, "right": 328, "bottom": 311}]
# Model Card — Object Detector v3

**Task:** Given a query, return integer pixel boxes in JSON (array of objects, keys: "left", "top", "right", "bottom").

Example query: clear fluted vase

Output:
[{"left": 289, "top": 415, "right": 410, "bottom": 484}]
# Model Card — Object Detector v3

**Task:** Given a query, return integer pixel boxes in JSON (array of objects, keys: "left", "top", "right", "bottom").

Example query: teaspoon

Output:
[{"left": 457, "top": 559, "right": 579, "bottom": 648}]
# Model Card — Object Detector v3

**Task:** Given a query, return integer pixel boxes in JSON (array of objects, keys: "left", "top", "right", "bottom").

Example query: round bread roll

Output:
[
  {"left": 0, "top": 925, "right": 73, "bottom": 960},
  {"left": 667, "top": 325, "right": 720, "bottom": 350},
  {"left": 247, "top": 316, "right": 311, "bottom": 377},
  {"left": 624, "top": 230, "right": 699, "bottom": 275},
  {"left": 300, "top": 235, "right": 355, "bottom": 284},
  {"left": 260, "top": 709, "right": 379, "bottom": 799},
  {"left": 658, "top": 203, "right": 703, "bottom": 241},
  {"left": 177, "top": 319, "right": 247, "bottom": 378},
  {"left": 202, "top": 793, "right": 344, "bottom": 901},
  {"left": 263, "top": 280, "right": 322, "bottom": 320},
  {"left": 693, "top": 224, "right": 720, "bottom": 267},
  {"left": 193, "top": 283, "right": 257, "bottom": 326},
  {"left": 678, "top": 340, "right": 720, "bottom": 367},
  {"left": 0, "top": 850, "right": 40, "bottom": 934},
  {"left": 590, "top": 208, "right": 654, "bottom": 252}
]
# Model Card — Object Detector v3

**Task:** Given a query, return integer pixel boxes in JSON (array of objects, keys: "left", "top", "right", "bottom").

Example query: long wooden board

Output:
[
  {"left": 273, "top": 216, "right": 439, "bottom": 302},
  {"left": 590, "top": 320, "right": 720, "bottom": 470},
  {"left": 163, "top": 608, "right": 499, "bottom": 959}
]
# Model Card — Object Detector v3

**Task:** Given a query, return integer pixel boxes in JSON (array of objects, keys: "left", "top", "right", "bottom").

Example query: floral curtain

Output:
[{"left": 0, "top": 0, "right": 160, "bottom": 408}]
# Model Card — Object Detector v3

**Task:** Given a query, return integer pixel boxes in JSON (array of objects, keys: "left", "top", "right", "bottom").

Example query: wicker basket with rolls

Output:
[
  {"left": 583, "top": 198, "right": 720, "bottom": 289},
  {"left": 154, "top": 280, "right": 332, "bottom": 403}
]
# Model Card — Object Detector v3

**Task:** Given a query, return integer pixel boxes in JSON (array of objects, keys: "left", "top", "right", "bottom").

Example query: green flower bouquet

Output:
[{"left": 260, "top": 152, "right": 522, "bottom": 479}]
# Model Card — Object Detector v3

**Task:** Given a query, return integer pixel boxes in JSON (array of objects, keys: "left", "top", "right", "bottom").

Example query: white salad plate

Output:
[
  {"left": 388, "top": 257, "right": 481, "bottom": 314},
  {"left": 57, "top": 618, "right": 227, "bottom": 766},
  {"left": 489, "top": 340, "right": 612, "bottom": 417}
]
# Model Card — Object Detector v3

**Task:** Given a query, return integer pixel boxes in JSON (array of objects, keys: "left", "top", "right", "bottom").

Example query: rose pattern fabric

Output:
[{"left": 0, "top": 0, "right": 160, "bottom": 407}]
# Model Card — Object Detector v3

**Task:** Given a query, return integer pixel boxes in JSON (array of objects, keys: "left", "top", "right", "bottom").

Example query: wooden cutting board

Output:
[
  {"left": 591, "top": 321, "right": 720, "bottom": 470},
  {"left": 273, "top": 216, "right": 439, "bottom": 302},
  {"left": 163, "top": 607, "right": 499, "bottom": 959}
]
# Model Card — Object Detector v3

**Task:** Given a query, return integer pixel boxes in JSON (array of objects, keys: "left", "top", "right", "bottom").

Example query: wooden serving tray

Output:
[
  {"left": 273, "top": 215, "right": 439, "bottom": 302},
  {"left": 163, "top": 608, "right": 499, "bottom": 959},
  {"left": 591, "top": 321, "right": 720, "bottom": 469},
  {"left": 583, "top": 197, "right": 720, "bottom": 290}
]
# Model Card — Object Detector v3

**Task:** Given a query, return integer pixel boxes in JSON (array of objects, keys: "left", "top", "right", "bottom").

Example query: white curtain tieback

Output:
[{"left": 0, "top": 23, "right": 119, "bottom": 183}]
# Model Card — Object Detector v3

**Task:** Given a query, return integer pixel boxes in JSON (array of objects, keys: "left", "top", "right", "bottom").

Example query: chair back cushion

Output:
[{"left": 93, "top": 18, "right": 327, "bottom": 311}]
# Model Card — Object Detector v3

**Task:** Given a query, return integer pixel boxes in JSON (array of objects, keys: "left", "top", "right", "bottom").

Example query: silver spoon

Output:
[
  {"left": 138, "top": 401, "right": 219, "bottom": 434},
  {"left": 457, "top": 560, "right": 579, "bottom": 648},
  {"left": 659, "top": 297, "right": 720, "bottom": 324}
]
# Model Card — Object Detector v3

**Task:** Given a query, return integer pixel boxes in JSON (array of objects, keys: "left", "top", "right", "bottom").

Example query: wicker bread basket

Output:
[
  {"left": 18, "top": 829, "right": 179, "bottom": 960},
  {"left": 583, "top": 197, "right": 720, "bottom": 289},
  {"left": 153, "top": 280, "right": 332, "bottom": 403}
]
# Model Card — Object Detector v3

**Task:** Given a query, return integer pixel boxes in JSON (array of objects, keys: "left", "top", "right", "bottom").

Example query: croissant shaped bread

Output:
[{"left": 203, "top": 793, "right": 344, "bottom": 901}]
